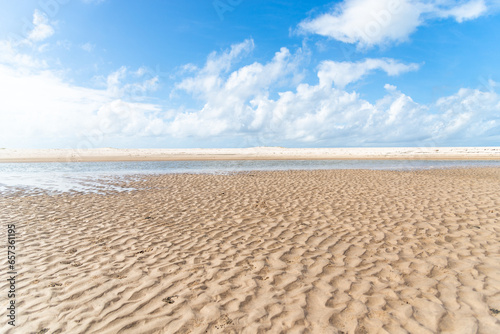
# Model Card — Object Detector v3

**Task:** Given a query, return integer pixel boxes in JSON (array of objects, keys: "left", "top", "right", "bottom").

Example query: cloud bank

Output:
[
  {"left": 164, "top": 41, "right": 499, "bottom": 146},
  {"left": 0, "top": 9, "right": 499, "bottom": 148}
]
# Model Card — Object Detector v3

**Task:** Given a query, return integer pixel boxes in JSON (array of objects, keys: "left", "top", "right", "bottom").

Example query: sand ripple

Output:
[{"left": 1, "top": 168, "right": 500, "bottom": 333}]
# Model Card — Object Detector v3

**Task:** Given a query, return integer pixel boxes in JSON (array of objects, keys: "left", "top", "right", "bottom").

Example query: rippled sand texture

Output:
[{"left": 1, "top": 168, "right": 500, "bottom": 334}]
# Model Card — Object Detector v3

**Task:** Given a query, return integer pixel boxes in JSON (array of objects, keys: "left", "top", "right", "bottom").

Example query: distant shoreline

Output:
[{"left": 1, "top": 147, "right": 500, "bottom": 162}]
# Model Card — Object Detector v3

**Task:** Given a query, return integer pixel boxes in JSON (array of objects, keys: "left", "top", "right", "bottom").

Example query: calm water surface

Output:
[{"left": 1, "top": 160, "right": 499, "bottom": 195}]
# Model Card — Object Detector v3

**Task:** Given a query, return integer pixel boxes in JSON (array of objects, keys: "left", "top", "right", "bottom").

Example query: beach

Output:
[
  {"left": 1, "top": 147, "right": 500, "bottom": 162},
  {"left": 1, "top": 168, "right": 500, "bottom": 333}
]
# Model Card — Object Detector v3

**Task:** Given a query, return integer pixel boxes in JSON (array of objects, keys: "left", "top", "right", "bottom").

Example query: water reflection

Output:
[{"left": 1, "top": 160, "right": 499, "bottom": 195}]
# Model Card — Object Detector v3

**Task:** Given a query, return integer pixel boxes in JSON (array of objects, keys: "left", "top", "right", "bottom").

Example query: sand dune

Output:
[{"left": 1, "top": 168, "right": 500, "bottom": 333}]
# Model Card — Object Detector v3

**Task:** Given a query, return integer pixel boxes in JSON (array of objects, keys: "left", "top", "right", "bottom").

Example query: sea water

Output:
[{"left": 1, "top": 160, "right": 499, "bottom": 195}]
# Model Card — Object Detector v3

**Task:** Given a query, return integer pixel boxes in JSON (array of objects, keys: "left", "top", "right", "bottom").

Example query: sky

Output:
[{"left": 1, "top": 0, "right": 500, "bottom": 149}]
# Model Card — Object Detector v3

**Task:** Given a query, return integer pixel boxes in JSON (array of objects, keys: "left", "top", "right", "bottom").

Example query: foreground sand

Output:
[{"left": 1, "top": 168, "right": 500, "bottom": 333}]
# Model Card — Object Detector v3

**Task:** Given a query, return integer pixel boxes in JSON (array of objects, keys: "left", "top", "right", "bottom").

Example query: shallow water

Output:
[{"left": 1, "top": 160, "right": 499, "bottom": 195}]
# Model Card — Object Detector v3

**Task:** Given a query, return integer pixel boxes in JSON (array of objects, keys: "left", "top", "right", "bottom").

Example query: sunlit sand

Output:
[{"left": 2, "top": 168, "right": 500, "bottom": 333}]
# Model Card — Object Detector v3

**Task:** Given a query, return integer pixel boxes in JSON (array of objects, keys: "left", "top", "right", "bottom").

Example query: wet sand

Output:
[{"left": 1, "top": 168, "right": 500, "bottom": 333}]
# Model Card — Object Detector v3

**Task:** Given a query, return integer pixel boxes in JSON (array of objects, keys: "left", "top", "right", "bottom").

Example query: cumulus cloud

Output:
[
  {"left": 96, "top": 99, "right": 163, "bottom": 136},
  {"left": 1, "top": 38, "right": 499, "bottom": 148},
  {"left": 170, "top": 39, "right": 305, "bottom": 137},
  {"left": 28, "top": 10, "right": 55, "bottom": 42},
  {"left": 318, "top": 58, "right": 420, "bottom": 88},
  {"left": 434, "top": 87, "right": 500, "bottom": 139},
  {"left": 299, "top": 0, "right": 492, "bottom": 48},
  {"left": 166, "top": 41, "right": 499, "bottom": 147},
  {"left": 176, "top": 39, "right": 255, "bottom": 98},
  {"left": 219, "top": 82, "right": 499, "bottom": 147},
  {"left": 104, "top": 66, "right": 159, "bottom": 99}
]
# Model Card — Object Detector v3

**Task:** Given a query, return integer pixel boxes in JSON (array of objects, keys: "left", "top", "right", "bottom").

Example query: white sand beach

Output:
[{"left": 1, "top": 147, "right": 500, "bottom": 162}]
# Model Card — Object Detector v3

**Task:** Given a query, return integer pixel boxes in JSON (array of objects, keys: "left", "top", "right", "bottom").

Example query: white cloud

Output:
[
  {"left": 105, "top": 66, "right": 159, "bottom": 99},
  {"left": 81, "top": 42, "right": 95, "bottom": 52},
  {"left": 170, "top": 40, "right": 304, "bottom": 137},
  {"left": 0, "top": 63, "right": 107, "bottom": 147},
  {"left": 0, "top": 43, "right": 166, "bottom": 148},
  {"left": 135, "top": 67, "right": 147, "bottom": 77},
  {"left": 1, "top": 38, "right": 499, "bottom": 148},
  {"left": 434, "top": 87, "right": 500, "bottom": 139},
  {"left": 28, "top": 10, "right": 55, "bottom": 42},
  {"left": 299, "top": 0, "right": 492, "bottom": 48},
  {"left": 384, "top": 83, "right": 398, "bottom": 91},
  {"left": 96, "top": 99, "right": 162, "bottom": 136},
  {"left": 439, "top": 0, "right": 488, "bottom": 22},
  {"left": 176, "top": 39, "right": 255, "bottom": 98},
  {"left": 166, "top": 41, "right": 499, "bottom": 147},
  {"left": 228, "top": 83, "right": 499, "bottom": 146},
  {"left": 317, "top": 58, "right": 420, "bottom": 88},
  {"left": 0, "top": 40, "right": 46, "bottom": 68}
]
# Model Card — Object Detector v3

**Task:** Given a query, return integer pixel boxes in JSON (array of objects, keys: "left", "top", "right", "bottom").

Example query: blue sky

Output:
[{"left": 1, "top": 0, "right": 499, "bottom": 148}]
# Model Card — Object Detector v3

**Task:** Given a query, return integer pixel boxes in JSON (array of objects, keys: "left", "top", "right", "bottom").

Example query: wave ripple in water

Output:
[{"left": 1, "top": 160, "right": 500, "bottom": 195}]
